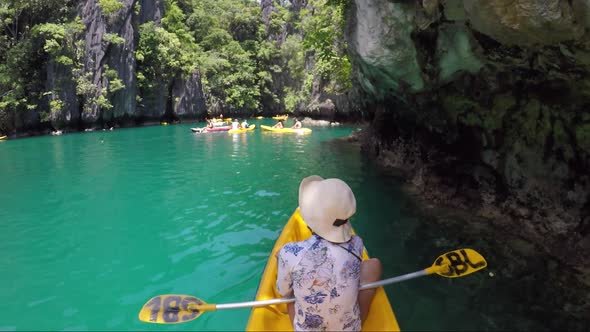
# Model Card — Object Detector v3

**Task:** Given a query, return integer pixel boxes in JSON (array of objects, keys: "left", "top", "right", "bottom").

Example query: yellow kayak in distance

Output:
[
  {"left": 272, "top": 115, "right": 289, "bottom": 121},
  {"left": 0, "top": 135, "right": 6, "bottom": 140},
  {"left": 228, "top": 124, "right": 256, "bottom": 134},
  {"left": 245, "top": 209, "right": 400, "bottom": 331},
  {"left": 210, "top": 118, "right": 232, "bottom": 123},
  {"left": 260, "top": 125, "right": 311, "bottom": 134}
]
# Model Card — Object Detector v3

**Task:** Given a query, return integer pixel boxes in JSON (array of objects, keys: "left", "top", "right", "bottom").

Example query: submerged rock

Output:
[{"left": 300, "top": 117, "right": 340, "bottom": 127}]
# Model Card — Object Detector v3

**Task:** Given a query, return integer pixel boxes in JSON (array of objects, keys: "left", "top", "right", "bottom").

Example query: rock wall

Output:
[
  {"left": 47, "top": 59, "right": 80, "bottom": 128},
  {"left": 172, "top": 70, "right": 207, "bottom": 118},
  {"left": 347, "top": 0, "right": 590, "bottom": 326},
  {"left": 78, "top": 0, "right": 139, "bottom": 124},
  {"left": 260, "top": 0, "right": 355, "bottom": 119}
]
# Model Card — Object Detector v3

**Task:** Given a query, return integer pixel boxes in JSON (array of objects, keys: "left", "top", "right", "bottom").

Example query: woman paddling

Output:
[
  {"left": 276, "top": 176, "right": 382, "bottom": 331},
  {"left": 273, "top": 120, "right": 284, "bottom": 129},
  {"left": 291, "top": 117, "right": 302, "bottom": 129}
]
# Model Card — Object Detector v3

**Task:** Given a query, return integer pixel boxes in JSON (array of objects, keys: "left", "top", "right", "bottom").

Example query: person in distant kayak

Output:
[
  {"left": 241, "top": 119, "right": 250, "bottom": 128},
  {"left": 273, "top": 120, "right": 284, "bottom": 129},
  {"left": 205, "top": 121, "right": 214, "bottom": 132},
  {"left": 291, "top": 117, "right": 302, "bottom": 129},
  {"left": 195, "top": 120, "right": 213, "bottom": 133},
  {"left": 232, "top": 118, "right": 240, "bottom": 130},
  {"left": 276, "top": 176, "right": 382, "bottom": 331}
]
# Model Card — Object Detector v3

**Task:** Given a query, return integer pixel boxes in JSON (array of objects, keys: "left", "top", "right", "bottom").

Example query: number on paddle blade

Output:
[
  {"left": 433, "top": 248, "right": 487, "bottom": 278},
  {"left": 139, "top": 295, "right": 204, "bottom": 324}
]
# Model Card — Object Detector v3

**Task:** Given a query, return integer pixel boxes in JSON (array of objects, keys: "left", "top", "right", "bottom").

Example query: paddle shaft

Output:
[
  {"left": 209, "top": 265, "right": 445, "bottom": 311},
  {"left": 138, "top": 249, "right": 486, "bottom": 324}
]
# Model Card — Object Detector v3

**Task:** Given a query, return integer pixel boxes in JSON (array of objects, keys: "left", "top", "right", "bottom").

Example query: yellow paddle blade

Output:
[
  {"left": 138, "top": 295, "right": 206, "bottom": 324},
  {"left": 431, "top": 248, "right": 487, "bottom": 278}
]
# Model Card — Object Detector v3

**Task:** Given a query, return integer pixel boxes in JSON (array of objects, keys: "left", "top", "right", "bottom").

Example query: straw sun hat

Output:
[{"left": 298, "top": 175, "right": 356, "bottom": 243}]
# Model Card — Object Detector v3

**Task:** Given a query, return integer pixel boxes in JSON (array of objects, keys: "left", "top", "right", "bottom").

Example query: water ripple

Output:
[{"left": 254, "top": 190, "right": 280, "bottom": 197}]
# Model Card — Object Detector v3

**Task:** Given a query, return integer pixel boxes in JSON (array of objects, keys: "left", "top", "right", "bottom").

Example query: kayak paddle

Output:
[{"left": 138, "top": 248, "right": 486, "bottom": 324}]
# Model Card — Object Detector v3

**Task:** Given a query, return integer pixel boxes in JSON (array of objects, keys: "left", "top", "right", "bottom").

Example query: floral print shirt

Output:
[{"left": 276, "top": 234, "right": 364, "bottom": 331}]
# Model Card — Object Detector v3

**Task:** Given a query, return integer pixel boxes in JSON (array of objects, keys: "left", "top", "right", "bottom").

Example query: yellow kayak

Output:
[
  {"left": 260, "top": 125, "right": 311, "bottom": 134},
  {"left": 210, "top": 118, "right": 232, "bottom": 123},
  {"left": 0, "top": 135, "right": 6, "bottom": 140},
  {"left": 228, "top": 124, "right": 256, "bottom": 134},
  {"left": 255, "top": 116, "right": 264, "bottom": 119},
  {"left": 272, "top": 115, "right": 289, "bottom": 121},
  {"left": 246, "top": 209, "right": 400, "bottom": 331}
]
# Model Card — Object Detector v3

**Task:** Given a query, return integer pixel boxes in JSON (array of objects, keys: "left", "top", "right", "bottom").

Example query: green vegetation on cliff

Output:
[
  {"left": 0, "top": 0, "right": 76, "bottom": 132},
  {"left": 0, "top": 0, "right": 351, "bottom": 133}
]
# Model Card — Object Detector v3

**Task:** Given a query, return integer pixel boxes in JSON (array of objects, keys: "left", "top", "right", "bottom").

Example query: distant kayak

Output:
[
  {"left": 161, "top": 122, "right": 168, "bottom": 126},
  {"left": 255, "top": 116, "right": 264, "bottom": 119},
  {"left": 272, "top": 115, "right": 288, "bottom": 121},
  {"left": 0, "top": 135, "right": 6, "bottom": 140},
  {"left": 209, "top": 118, "right": 232, "bottom": 123},
  {"left": 211, "top": 121, "right": 229, "bottom": 127},
  {"left": 191, "top": 126, "right": 232, "bottom": 133},
  {"left": 208, "top": 126, "right": 231, "bottom": 132},
  {"left": 260, "top": 125, "right": 311, "bottom": 134},
  {"left": 228, "top": 124, "right": 256, "bottom": 134}
]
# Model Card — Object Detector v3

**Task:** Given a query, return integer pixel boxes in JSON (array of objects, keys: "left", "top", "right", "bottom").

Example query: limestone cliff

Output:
[
  {"left": 260, "top": 0, "right": 355, "bottom": 119},
  {"left": 347, "top": 0, "right": 590, "bottom": 326},
  {"left": 43, "top": 0, "right": 206, "bottom": 131}
]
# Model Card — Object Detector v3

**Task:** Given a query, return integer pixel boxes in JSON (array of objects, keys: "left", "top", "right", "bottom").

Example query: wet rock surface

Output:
[
  {"left": 346, "top": 0, "right": 590, "bottom": 328},
  {"left": 300, "top": 117, "right": 341, "bottom": 127}
]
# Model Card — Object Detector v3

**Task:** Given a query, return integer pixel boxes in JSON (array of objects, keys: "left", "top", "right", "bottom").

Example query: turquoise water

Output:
[{"left": 0, "top": 119, "right": 553, "bottom": 331}]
